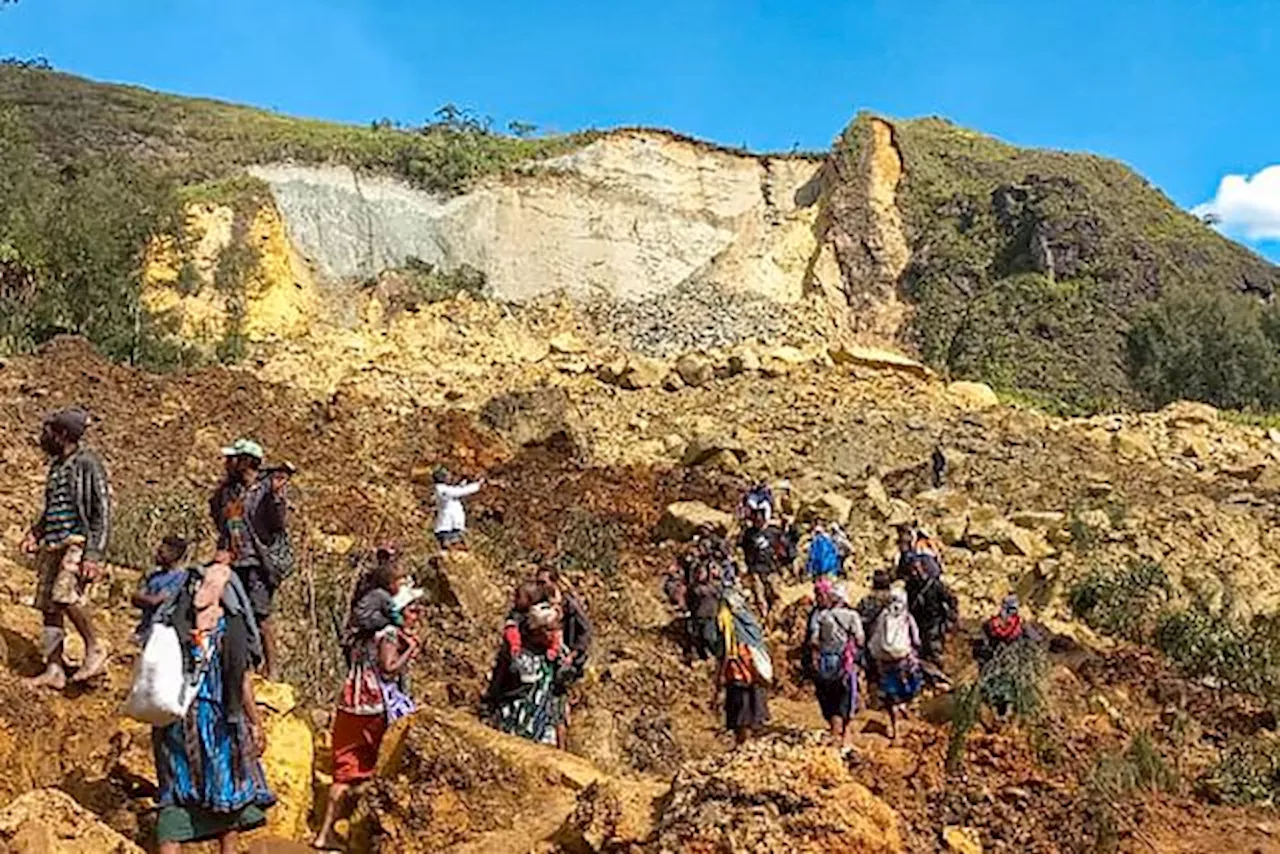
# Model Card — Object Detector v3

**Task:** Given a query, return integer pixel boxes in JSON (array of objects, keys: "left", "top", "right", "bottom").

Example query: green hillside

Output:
[
  {"left": 834, "top": 114, "right": 1280, "bottom": 413},
  {"left": 0, "top": 65, "right": 588, "bottom": 193}
]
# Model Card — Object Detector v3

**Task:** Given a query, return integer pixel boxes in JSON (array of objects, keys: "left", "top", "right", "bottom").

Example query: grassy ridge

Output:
[
  {"left": 0, "top": 66, "right": 591, "bottom": 193},
  {"left": 836, "top": 114, "right": 1280, "bottom": 411}
]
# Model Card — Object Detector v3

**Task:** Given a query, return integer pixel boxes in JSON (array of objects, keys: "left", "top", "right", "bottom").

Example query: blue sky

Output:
[{"left": 2, "top": 0, "right": 1277, "bottom": 259}]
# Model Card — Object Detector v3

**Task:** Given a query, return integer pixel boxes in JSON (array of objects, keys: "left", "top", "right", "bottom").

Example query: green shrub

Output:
[
  {"left": 0, "top": 107, "right": 198, "bottom": 370},
  {"left": 1068, "top": 561, "right": 1171, "bottom": 643},
  {"left": 1197, "top": 739, "right": 1280, "bottom": 805},
  {"left": 401, "top": 258, "right": 488, "bottom": 305},
  {"left": 1127, "top": 286, "right": 1280, "bottom": 410},
  {"left": 556, "top": 507, "right": 622, "bottom": 577},
  {"left": 947, "top": 637, "right": 1050, "bottom": 772},
  {"left": 110, "top": 491, "right": 211, "bottom": 570}
]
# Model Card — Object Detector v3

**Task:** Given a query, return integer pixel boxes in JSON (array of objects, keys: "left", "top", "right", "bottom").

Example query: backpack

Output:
[
  {"left": 813, "top": 609, "right": 860, "bottom": 682},
  {"left": 871, "top": 609, "right": 913, "bottom": 662},
  {"left": 807, "top": 533, "right": 841, "bottom": 577}
]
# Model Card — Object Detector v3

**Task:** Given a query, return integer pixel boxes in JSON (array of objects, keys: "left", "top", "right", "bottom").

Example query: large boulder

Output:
[
  {"left": 648, "top": 738, "right": 903, "bottom": 853},
  {"left": 0, "top": 789, "right": 143, "bottom": 854},
  {"left": 656, "top": 501, "right": 734, "bottom": 542},
  {"left": 421, "top": 551, "right": 509, "bottom": 624},
  {"left": 253, "top": 680, "right": 315, "bottom": 843},
  {"left": 617, "top": 356, "right": 670, "bottom": 390},
  {"left": 674, "top": 352, "right": 715, "bottom": 388},
  {"left": 802, "top": 492, "right": 854, "bottom": 526},
  {"left": 479, "top": 388, "right": 587, "bottom": 458},
  {"left": 681, "top": 434, "right": 748, "bottom": 469},
  {"left": 829, "top": 345, "right": 930, "bottom": 379},
  {"left": 358, "top": 708, "right": 608, "bottom": 853},
  {"left": 947, "top": 381, "right": 1000, "bottom": 410}
]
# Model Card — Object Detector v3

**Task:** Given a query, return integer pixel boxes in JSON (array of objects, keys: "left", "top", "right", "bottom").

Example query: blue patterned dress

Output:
[{"left": 152, "top": 618, "right": 274, "bottom": 840}]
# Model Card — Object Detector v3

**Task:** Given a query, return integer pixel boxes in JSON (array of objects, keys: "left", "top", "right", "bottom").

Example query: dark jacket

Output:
[
  {"left": 210, "top": 477, "right": 288, "bottom": 572},
  {"left": 561, "top": 592, "right": 593, "bottom": 656},
  {"left": 35, "top": 448, "right": 111, "bottom": 562}
]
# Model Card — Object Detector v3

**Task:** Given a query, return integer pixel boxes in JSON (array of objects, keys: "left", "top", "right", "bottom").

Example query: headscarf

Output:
[
  {"left": 814, "top": 576, "right": 834, "bottom": 600},
  {"left": 887, "top": 584, "right": 909, "bottom": 617},
  {"left": 1001, "top": 594, "right": 1020, "bottom": 617},
  {"left": 831, "top": 582, "right": 849, "bottom": 605}
]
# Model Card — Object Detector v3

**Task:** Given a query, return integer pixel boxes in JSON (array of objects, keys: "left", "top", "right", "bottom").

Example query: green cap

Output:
[{"left": 221, "top": 438, "right": 265, "bottom": 460}]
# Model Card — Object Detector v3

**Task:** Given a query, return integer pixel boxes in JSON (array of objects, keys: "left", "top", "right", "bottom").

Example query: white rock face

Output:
[{"left": 251, "top": 130, "right": 830, "bottom": 303}]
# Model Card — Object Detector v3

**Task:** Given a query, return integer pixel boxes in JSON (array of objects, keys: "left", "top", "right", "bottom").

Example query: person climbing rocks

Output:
[
  {"left": 856, "top": 570, "right": 893, "bottom": 628},
  {"left": 315, "top": 562, "right": 423, "bottom": 850},
  {"left": 713, "top": 587, "right": 771, "bottom": 744},
  {"left": 150, "top": 556, "right": 274, "bottom": 853},
  {"left": 807, "top": 578, "right": 864, "bottom": 748},
  {"left": 340, "top": 542, "right": 405, "bottom": 665},
  {"left": 740, "top": 510, "right": 785, "bottom": 620},
  {"left": 20, "top": 407, "right": 111, "bottom": 690},
  {"left": 685, "top": 552, "right": 724, "bottom": 662},
  {"left": 484, "top": 592, "right": 566, "bottom": 746},
  {"left": 904, "top": 552, "right": 957, "bottom": 667},
  {"left": 973, "top": 594, "right": 1042, "bottom": 718},
  {"left": 829, "top": 522, "right": 854, "bottom": 573},
  {"left": 132, "top": 535, "right": 190, "bottom": 645},
  {"left": 537, "top": 565, "right": 592, "bottom": 749},
  {"left": 432, "top": 466, "right": 483, "bottom": 550},
  {"left": 855, "top": 570, "right": 894, "bottom": 688},
  {"left": 869, "top": 583, "right": 923, "bottom": 740},
  {"left": 209, "top": 438, "right": 291, "bottom": 680},
  {"left": 805, "top": 522, "right": 842, "bottom": 580},
  {"left": 738, "top": 480, "right": 775, "bottom": 525},
  {"left": 895, "top": 525, "right": 943, "bottom": 582}
]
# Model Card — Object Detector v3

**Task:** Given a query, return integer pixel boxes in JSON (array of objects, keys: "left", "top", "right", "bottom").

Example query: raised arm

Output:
[{"left": 438, "top": 481, "right": 482, "bottom": 499}]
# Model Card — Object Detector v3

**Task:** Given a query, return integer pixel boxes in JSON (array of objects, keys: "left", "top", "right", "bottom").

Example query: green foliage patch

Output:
[
  {"left": 0, "top": 67, "right": 591, "bottom": 195},
  {"left": 833, "top": 114, "right": 1280, "bottom": 412}
]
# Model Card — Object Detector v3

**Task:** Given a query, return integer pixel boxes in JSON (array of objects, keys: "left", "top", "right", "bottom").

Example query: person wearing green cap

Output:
[{"left": 209, "top": 438, "right": 290, "bottom": 680}]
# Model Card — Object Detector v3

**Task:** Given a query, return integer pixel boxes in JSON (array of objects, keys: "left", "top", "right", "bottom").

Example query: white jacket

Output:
[{"left": 434, "top": 481, "right": 481, "bottom": 533}]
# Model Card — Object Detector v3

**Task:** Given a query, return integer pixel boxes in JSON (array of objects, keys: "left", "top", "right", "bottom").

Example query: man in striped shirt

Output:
[{"left": 20, "top": 408, "right": 111, "bottom": 690}]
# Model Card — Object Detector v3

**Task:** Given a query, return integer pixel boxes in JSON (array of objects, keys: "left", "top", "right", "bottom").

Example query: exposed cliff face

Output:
[{"left": 249, "top": 130, "right": 836, "bottom": 305}]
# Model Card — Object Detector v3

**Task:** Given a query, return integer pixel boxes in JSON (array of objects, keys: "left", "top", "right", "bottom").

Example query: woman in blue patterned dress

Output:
[{"left": 151, "top": 559, "right": 275, "bottom": 853}]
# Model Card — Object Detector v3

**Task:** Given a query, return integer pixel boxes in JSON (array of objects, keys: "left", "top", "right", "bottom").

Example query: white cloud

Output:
[{"left": 1193, "top": 165, "right": 1280, "bottom": 242}]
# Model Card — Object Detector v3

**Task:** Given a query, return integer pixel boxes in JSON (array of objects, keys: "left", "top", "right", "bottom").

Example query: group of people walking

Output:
[
  {"left": 16, "top": 410, "right": 292, "bottom": 851},
  {"left": 669, "top": 485, "right": 994, "bottom": 743},
  {"left": 13, "top": 405, "right": 1042, "bottom": 851}
]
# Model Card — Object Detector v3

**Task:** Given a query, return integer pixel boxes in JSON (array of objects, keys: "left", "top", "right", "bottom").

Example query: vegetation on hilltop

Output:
[
  {"left": 835, "top": 114, "right": 1280, "bottom": 413},
  {"left": 0, "top": 66, "right": 592, "bottom": 194},
  {"left": 0, "top": 67, "right": 591, "bottom": 366}
]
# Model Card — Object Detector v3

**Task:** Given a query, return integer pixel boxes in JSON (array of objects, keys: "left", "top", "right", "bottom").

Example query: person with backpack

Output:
[
  {"left": 483, "top": 596, "right": 566, "bottom": 746},
  {"left": 807, "top": 579, "right": 864, "bottom": 748},
  {"left": 740, "top": 510, "right": 785, "bottom": 620},
  {"left": 314, "top": 563, "right": 423, "bottom": 850},
  {"left": 149, "top": 556, "right": 275, "bottom": 852},
  {"left": 713, "top": 588, "right": 771, "bottom": 744},
  {"left": 904, "top": 552, "right": 957, "bottom": 666},
  {"left": 869, "top": 584, "right": 923, "bottom": 739},
  {"left": 20, "top": 407, "right": 111, "bottom": 690},
  {"left": 805, "top": 523, "right": 842, "bottom": 580},
  {"left": 738, "top": 481, "right": 775, "bottom": 525},
  {"left": 209, "top": 439, "right": 291, "bottom": 680}
]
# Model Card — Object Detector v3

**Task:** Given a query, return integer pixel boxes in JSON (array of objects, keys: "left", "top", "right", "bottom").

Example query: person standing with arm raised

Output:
[{"left": 209, "top": 439, "right": 291, "bottom": 680}]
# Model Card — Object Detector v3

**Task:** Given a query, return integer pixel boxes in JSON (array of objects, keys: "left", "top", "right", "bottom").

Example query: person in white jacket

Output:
[{"left": 433, "top": 467, "right": 482, "bottom": 549}]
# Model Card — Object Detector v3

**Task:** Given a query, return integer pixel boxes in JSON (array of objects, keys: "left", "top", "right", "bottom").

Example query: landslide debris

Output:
[{"left": 648, "top": 736, "right": 903, "bottom": 854}]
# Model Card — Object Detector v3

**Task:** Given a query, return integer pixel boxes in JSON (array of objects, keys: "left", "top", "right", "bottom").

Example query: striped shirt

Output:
[{"left": 41, "top": 455, "right": 82, "bottom": 547}]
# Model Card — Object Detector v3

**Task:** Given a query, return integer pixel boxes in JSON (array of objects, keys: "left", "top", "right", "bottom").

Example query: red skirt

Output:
[{"left": 332, "top": 710, "right": 387, "bottom": 784}]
